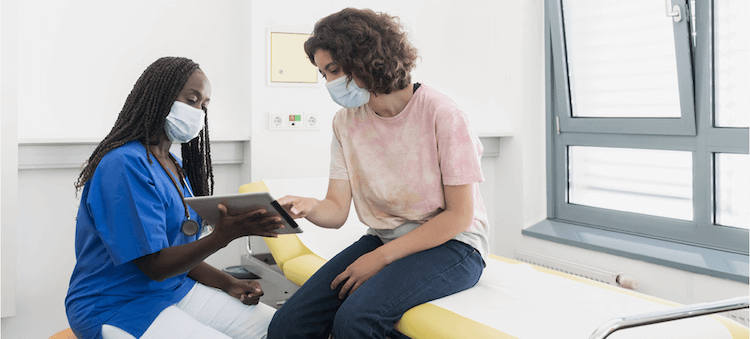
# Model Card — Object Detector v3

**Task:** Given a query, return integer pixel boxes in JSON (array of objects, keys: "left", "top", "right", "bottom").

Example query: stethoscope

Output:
[{"left": 155, "top": 155, "right": 200, "bottom": 236}]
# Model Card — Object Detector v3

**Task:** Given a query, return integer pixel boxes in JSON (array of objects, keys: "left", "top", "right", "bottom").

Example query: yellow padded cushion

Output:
[
  {"left": 265, "top": 235, "right": 316, "bottom": 271},
  {"left": 396, "top": 255, "right": 522, "bottom": 338},
  {"left": 281, "top": 253, "right": 327, "bottom": 286},
  {"left": 238, "top": 181, "right": 316, "bottom": 270},
  {"left": 238, "top": 181, "right": 272, "bottom": 195},
  {"left": 397, "top": 303, "right": 516, "bottom": 339}
]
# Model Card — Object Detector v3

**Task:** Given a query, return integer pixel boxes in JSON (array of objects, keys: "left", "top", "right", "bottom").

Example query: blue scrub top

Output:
[{"left": 65, "top": 141, "right": 202, "bottom": 339}]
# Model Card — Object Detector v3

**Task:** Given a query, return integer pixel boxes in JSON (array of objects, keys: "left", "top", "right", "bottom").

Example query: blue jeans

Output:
[{"left": 267, "top": 235, "right": 484, "bottom": 339}]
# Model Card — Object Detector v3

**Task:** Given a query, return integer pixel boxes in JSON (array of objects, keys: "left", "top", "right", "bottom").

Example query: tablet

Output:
[{"left": 185, "top": 192, "right": 302, "bottom": 234}]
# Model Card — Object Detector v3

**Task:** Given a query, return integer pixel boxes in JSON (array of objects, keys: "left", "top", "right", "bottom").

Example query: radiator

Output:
[{"left": 513, "top": 250, "right": 638, "bottom": 289}]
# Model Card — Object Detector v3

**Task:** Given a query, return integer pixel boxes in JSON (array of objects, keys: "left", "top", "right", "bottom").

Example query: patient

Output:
[
  {"left": 66, "top": 57, "right": 281, "bottom": 339},
  {"left": 268, "top": 8, "right": 489, "bottom": 339}
]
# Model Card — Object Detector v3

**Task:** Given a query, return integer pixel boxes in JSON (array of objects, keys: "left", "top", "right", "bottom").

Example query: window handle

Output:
[{"left": 665, "top": 0, "right": 682, "bottom": 22}]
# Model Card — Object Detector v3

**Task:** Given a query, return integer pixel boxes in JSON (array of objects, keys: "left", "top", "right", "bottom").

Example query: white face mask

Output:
[
  {"left": 325, "top": 76, "right": 370, "bottom": 108},
  {"left": 164, "top": 101, "right": 205, "bottom": 143}
]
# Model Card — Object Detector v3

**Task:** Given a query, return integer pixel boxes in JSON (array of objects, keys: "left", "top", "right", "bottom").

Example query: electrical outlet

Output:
[
  {"left": 268, "top": 112, "right": 286, "bottom": 130},
  {"left": 287, "top": 114, "right": 303, "bottom": 130},
  {"left": 304, "top": 113, "right": 319, "bottom": 129}
]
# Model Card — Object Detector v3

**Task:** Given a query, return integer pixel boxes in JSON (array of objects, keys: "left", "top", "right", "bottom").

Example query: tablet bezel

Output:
[{"left": 184, "top": 192, "right": 302, "bottom": 234}]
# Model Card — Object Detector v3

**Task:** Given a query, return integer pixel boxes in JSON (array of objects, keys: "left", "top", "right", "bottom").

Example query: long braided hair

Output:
[{"left": 75, "top": 57, "right": 214, "bottom": 196}]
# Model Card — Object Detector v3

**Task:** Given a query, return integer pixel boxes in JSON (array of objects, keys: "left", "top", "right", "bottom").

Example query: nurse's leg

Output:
[
  {"left": 101, "top": 306, "right": 232, "bottom": 339},
  {"left": 101, "top": 325, "right": 138, "bottom": 339},
  {"left": 267, "top": 235, "right": 384, "bottom": 339},
  {"left": 331, "top": 240, "right": 484, "bottom": 338},
  {"left": 175, "top": 282, "right": 276, "bottom": 339}
]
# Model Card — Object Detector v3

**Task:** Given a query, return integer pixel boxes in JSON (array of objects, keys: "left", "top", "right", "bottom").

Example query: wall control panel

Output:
[{"left": 268, "top": 112, "right": 319, "bottom": 130}]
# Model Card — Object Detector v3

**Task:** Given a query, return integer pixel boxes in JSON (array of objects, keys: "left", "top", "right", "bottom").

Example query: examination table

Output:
[{"left": 239, "top": 178, "right": 748, "bottom": 339}]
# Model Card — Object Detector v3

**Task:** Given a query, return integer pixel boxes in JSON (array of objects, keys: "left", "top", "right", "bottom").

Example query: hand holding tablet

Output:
[{"left": 185, "top": 192, "right": 303, "bottom": 235}]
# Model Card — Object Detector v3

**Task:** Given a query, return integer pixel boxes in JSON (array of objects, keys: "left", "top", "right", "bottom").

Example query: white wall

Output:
[
  {"left": 2, "top": 0, "right": 253, "bottom": 337},
  {"left": 1, "top": 0, "right": 746, "bottom": 338},
  {"left": 16, "top": 0, "right": 252, "bottom": 140},
  {"left": 249, "top": 0, "right": 512, "bottom": 182},
  {"left": 1, "top": 0, "right": 20, "bottom": 319},
  {"left": 245, "top": 0, "right": 512, "bottom": 256}
]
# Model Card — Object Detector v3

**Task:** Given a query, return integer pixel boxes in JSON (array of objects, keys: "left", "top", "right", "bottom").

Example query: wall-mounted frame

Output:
[{"left": 266, "top": 28, "right": 321, "bottom": 87}]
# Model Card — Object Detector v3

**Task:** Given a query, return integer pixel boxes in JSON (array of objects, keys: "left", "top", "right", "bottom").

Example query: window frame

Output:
[
  {"left": 544, "top": 0, "right": 749, "bottom": 255},
  {"left": 548, "top": 0, "right": 697, "bottom": 136}
]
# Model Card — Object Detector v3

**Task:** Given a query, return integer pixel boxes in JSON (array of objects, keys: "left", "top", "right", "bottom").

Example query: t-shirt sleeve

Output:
[
  {"left": 85, "top": 153, "right": 170, "bottom": 266},
  {"left": 329, "top": 119, "right": 349, "bottom": 181},
  {"left": 436, "top": 107, "right": 485, "bottom": 186}
]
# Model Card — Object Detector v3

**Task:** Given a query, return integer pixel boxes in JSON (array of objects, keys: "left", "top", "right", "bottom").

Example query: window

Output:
[
  {"left": 568, "top": 146, "right": 693, "bottom": 221},
  {"left": 544, "top": 0, "right": 748, "bottom": 254}
]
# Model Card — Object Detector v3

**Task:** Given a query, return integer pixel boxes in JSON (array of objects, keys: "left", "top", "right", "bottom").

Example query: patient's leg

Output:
[
  {"left": 266, "top": 235, "right": 384, "bottom": 339},
  {"left": 332, "top": 240, "right": 484, "bottom": 338}
]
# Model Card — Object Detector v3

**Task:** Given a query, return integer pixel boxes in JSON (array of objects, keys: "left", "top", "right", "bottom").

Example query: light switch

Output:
[{"left": 270, "top": 32, "right": 318, "bottom": 84}]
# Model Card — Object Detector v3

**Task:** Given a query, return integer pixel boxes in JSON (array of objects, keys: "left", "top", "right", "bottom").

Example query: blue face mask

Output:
[{"left": 325, "top": 76, "right": 370, "bottom": 108}]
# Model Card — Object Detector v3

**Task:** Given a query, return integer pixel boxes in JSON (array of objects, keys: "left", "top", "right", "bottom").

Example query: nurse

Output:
[
  {"left": 66, "top": 57, "right": 281, "bottom": 339},
  {"left": 268, "top": 8, "right": 489, "bottom": 339}
]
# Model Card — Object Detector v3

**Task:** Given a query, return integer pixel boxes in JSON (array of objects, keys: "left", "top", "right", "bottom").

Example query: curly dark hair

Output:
[
  {"left": 75, "top": 56, "right": 214, "bottom": 197},
  {"left": 304, "top": 8, "right": 418, "bottom": 94}
]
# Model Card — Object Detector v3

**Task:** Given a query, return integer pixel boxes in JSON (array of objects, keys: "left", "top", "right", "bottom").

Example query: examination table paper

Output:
[{"left": 428, "top": 259, "right": 733, "bottom": 338}]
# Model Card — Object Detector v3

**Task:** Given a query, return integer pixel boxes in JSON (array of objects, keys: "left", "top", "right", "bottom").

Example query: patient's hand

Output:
[
  {"left": 276, "top": 195, "right": 319, "bottom": 219},
  {"left": 331, "top": 250, "right": 388, "bottom": 299}
]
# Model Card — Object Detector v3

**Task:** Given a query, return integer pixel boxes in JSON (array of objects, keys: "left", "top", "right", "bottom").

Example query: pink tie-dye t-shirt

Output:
[{"left": 329, "top": 84, "right": 489, "bottom": 257}]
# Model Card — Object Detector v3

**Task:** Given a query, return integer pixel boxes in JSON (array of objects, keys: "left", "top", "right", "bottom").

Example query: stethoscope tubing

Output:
[{"left": 154, "top": 153, "right": 200, "bottom": 236}]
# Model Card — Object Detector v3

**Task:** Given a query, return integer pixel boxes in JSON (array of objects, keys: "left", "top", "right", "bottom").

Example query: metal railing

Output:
[{"left": 589, "top": 296, "right": 749, "bottom": 339}]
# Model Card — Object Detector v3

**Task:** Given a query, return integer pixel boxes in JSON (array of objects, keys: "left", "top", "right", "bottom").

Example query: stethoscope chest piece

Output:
[{"left": 181, "top": 219, "right": 200, "bottom": 236}]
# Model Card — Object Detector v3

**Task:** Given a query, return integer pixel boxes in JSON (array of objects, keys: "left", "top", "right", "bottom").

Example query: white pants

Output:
[{"left": 101, "top": 283, "right": 275, "bottom": 339}]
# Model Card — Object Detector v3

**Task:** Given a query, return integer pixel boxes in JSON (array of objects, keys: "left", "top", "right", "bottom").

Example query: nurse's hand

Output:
[
  {"left": 214, "top": 203, "right": 283, "bottom": 241},
  {"left": 276, "top": 195, "right": 319, "bottom": 219},
  {"left": 224, "top": 278, "right": 264, "bottom": 305}
]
